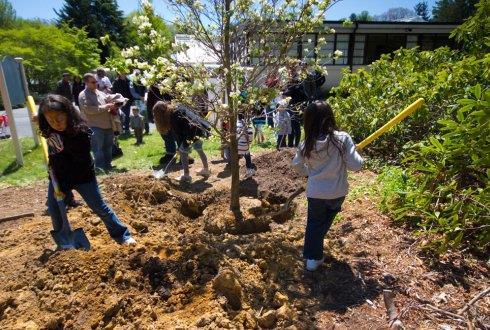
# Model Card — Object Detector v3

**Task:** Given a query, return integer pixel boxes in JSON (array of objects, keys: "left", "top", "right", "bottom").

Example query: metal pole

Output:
[
  {"left": 0, "top": 63, "right": 23, "bottom": 166},
  {"left": 14, "top": 57, "right": 39, "bottom": 146}
]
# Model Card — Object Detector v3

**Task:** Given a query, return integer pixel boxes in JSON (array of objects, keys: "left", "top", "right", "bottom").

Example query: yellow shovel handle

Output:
[
  {"left": 26, "top": 95, "right": 49, "bottom": 164},
  {"left": 356, "top": 98, "right": 425, "bottom": 151}
]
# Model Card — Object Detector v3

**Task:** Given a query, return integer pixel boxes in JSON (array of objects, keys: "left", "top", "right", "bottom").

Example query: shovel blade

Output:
[
  {"left": 153, "top": 169, "right": 166, "bottom": 179},
  {"left": 72, "top": 228, "right": 91, "bottom": 250},
  {"left": 50, "top": 230, "right": 75, "bottom": 250},
  {"left": 50, "top": 228, "right": 91, "bottom": 251}
]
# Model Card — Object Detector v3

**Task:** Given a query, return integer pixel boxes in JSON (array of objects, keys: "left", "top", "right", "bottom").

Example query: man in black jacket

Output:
[
  {"left": 56, "top": 73, "right": 73, "bottom": 102},
  {"left": 112, "top": 73, "right": 134, "bottom": 133}
]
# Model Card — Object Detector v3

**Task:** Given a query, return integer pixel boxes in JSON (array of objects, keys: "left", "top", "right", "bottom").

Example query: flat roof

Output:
[{"left": 323, "top": 20, "right": 460, "bottom": 26}]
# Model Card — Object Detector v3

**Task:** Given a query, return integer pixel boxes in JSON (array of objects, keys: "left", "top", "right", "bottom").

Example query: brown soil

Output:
[{"left": 0, "top": 150, "right": 488, "bottom": 329}]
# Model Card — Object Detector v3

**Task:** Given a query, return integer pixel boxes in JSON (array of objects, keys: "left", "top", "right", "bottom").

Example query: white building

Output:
[
  {"left": 247, "top": 20, "right": 460, "bottom": 90},
  {"left": 173, "top": 34, "right": 220, "bottom": 67}
]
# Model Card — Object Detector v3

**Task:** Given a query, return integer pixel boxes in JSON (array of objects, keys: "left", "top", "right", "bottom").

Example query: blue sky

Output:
[{"left": 12, "top": 0, "right": 437, "bottom": 21}]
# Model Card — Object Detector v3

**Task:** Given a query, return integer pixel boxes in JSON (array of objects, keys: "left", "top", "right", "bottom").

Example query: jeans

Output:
[
  {"left": 47, "top": 180, "right": 132, "bottom": 244},
  {"left": 134, "top": 127, "right": 143, "bottom": 144},
  {"left": 178, "top": 139, "right": 208, "bottom": 176},
  {"left": 91, "top": 127, "right": 114, "bottom": 171},
  {"left": 135, "top": 100, "right": 150, "bottom": 133},
  {"left": 288, "top": 119, "right": 301, "bottom": 147},
  {"left": 303, "top": 196, "right": 345, "bottom": 260},
  {"left": 121, "top": 102, "right": 131, "bottom": 132},
  {"left": 243, "top": 152, "right": 253, "bottom": 169},
  {"left": 277, "top": 134, "right": 287, "bottom": 149},
  {"left": 161, "top": 131, "right": 177, "bottom": 156}
]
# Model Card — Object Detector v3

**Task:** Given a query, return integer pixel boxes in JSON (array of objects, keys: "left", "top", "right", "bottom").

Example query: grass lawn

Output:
[{"left": 0, "top": 126, "right": 279, "bottom": 188}]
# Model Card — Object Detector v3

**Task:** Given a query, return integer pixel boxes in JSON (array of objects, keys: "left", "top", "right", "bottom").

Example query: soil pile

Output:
[{"left": 0, "top": 150, "right": 488, "bottom": 329}]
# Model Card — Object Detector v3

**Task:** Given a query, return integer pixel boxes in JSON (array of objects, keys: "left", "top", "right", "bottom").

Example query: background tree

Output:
[
  {"left": 374, "top": 7, "right": 420, "bottom": 21},
  {"left": 450, "top": 0, "right": 490, "bottom": 54},
  {"left": 414, "top": 1, "right": 430, "bottom": 20},
  {"left": 56, "top": 0, "right": 127, "bottom": 62},
  {"left": 0, "top": 20, "right": 100, "bottom": 95},
  {"left": 0, "top": 0, "right": 16, "bottom": 28},
  {"left": 112, "top": 0, "right": 341, "bottom": 214},
  {"left": 349, "top": 10, "right": 373, "bottom": 21},
  {"left": 124, "top": 8, "right": 173, "bottom": 61},
  {"left": 432, "top": 0, "right": 479, "bottom": 22}
]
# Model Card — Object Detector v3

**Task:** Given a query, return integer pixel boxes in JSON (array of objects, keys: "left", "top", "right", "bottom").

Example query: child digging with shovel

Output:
[
  {"left": 38, "top": 94, "right": 136, "bottom": 249},
  {"left": 292, "top": 101, "right": 363, "bottom": 271}
]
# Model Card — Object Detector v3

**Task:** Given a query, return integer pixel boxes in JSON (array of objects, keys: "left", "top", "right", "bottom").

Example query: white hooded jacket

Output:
[{"left": 292, "top": 131, "right": 364, "bottom": 199}]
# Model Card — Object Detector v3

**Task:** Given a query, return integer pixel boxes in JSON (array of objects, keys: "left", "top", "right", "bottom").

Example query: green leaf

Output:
[{"left": 473, "top": 84, "right": 482, "bottom": 99}]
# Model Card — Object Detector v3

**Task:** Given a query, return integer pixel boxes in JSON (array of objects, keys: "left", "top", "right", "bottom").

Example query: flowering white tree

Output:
[{"left": 114, "top": 0, "right": 342, "bottom": 214}]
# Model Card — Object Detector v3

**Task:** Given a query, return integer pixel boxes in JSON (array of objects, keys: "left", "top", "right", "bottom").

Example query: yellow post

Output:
[
  {"left": 26, "top": 95, "right": 49, "bottom": 164},
  {"left": 357, "top": 98, "right": 425, "bottom": 151}
]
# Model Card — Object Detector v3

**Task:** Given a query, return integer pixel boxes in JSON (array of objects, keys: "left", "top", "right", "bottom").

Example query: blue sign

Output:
[{"left": 1, "top": 56, "right": 27, "bottom": 106}]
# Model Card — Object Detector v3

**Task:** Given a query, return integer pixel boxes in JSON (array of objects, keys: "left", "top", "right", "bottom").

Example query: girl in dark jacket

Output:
[
  {"left": 153, "top": 101, "right": 210, "bottom": 183},
  {"left": 38, "top": 94, "right": 135, "bottom": 248}
]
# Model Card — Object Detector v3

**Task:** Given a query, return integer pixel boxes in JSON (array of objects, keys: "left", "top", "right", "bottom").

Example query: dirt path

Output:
[{"left": 0, "top": 150, "right": 488, "bottom": 329}]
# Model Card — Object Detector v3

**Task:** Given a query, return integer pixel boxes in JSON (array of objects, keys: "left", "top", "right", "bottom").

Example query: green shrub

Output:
[
  {"left": 380, "top": 86, "right": 489, "bottom": 253},
  {"left": 328, "top": 48, "right": 489, "bottom": 163}
]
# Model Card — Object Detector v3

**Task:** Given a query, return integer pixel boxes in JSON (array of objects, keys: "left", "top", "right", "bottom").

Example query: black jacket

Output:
[
  {"left": 72, "top": 81, "right": 85, "bottom": 105},
  {"left": 47, "top": 130, "right": 95, "bottom": 192},
  {"left": 112, "top": 78, "right": 133, "bottom": 101},
  {"left": 56, "top": 80, "right": 73, "bottom": 102},
  {"left": 171, "top": 106, "right": 210, "bottom": 148}
]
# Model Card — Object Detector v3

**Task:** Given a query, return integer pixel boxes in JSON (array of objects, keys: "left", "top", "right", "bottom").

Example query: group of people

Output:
[
  {"left": 55, "top": 69, "right": 150, "bottom": 173},
  {"left": 37, "top": 66, "right": 363, "bottom": 272}
]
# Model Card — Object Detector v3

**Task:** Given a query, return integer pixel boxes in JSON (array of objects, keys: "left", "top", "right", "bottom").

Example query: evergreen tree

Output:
[
  {"left": 432, "top": 0, "right": 479, "bottom": 22},
  {"left": 55, "top": 0, "right": 127, "bottom": 62},
  {"left": 414, "top": 1, "right": 430, "bottom": 21}
]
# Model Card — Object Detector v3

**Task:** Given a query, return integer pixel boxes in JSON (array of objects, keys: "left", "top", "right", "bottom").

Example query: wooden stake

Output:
[{"left": 0, "top": 212, "right": 35, "bottom": 223}]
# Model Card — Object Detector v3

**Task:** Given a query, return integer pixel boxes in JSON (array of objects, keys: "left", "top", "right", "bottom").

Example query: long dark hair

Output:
[
  {"left": 153, "top": 101, "right": 174, "bottom": 134},
  {"left": 38, "top": 94, "right": 88, "bottom": 138},
  {"left": 301, "top": 101, "right": 343, "bottom": 158}
]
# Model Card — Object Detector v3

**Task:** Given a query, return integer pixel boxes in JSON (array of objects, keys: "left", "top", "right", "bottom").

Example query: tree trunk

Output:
[
  {"left": 223, "top": 0, "right": 241, "bottom": 214},
  {"left": 228, "top": 119, "right": 240, "bottom": 213}
]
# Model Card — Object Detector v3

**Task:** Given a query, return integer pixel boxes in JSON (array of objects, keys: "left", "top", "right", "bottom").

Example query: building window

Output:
[
  {"left": 353, "top": 34, "right": 365, "bottom": 65},
  {"left": 365, "top": 34, "right": 406, "bottom": 64},
  {"left": 334, "top": 34, "right": 349, "bottom": 65},
  {"left": 419, "top": 34, "right": 452, "bottom": 50},
  {"left": 287, "top": 39, "right": 299, "bottom": 58},
  {"left": 406, "top": 35, "right": 418, "bottom": 48},
  {"left": 301, "top": 34, "right": 316, "bottom": 59},
  {"left": 318, "top": 34, "right": 335, "bottom": 65}
]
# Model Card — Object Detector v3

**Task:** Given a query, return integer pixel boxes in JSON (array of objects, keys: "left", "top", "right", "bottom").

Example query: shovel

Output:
[
  {"left": 274, "top": 98, "right": 426, "bottom": 218},
  {"left": 152, "top": 152, "right": 178, "bottom": 179},
  {"left": 274, "top": 186, "right": 306, "bottom": 218},
  {"left": 27, "top": 96, "right": 90, "bottom": 250},
  {"left": 48, "top": 167, "right": 90, "bottom": 250}
]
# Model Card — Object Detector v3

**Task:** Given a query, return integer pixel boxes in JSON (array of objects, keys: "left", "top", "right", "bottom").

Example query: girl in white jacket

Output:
[{"left": 292, "top": 101, "right": 363, "bottom": 271}]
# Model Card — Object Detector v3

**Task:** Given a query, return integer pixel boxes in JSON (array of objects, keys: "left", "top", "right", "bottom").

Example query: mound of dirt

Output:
[
  {"left": 241, "top": 149, "right": 306, "bottom": 203},
  {"left": 0, "top": 150, "right": 488, "bottom": 329}
]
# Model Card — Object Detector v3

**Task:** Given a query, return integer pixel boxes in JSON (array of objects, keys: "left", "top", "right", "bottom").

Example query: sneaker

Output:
[
  {"left": 196, "top": 168, "right": 211, "bottom": 177},
  {"left": 305, "top": 258, "right": 324, "bottom": 272},
  {"left": 176, "top": 174, "right": 192, "bottom": 183},
  {"left": 244, "top": 168, "right": 255, "bottom": 179},
  {"left": 122, "top": 237, "right": 137, "bottom": 246}
]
